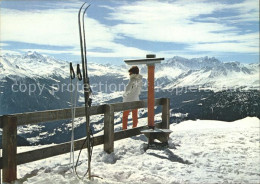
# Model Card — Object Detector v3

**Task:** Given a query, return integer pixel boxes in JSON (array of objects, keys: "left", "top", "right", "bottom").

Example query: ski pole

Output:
[
  {"left": 70, "top": 63, "right": 83, "bottom": 174},
  {"left": 69, "top": 62, "right": 76, "bottom": 173}
]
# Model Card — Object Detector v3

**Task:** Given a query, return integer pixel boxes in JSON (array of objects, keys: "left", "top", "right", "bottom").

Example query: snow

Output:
[
  {"left": 171, "top": 112, "right": 188, "bottom": 118},
  {"left": 0, "top": 52, "right": 125, "bottom": 80},
  {"left": 156, "top": 67, "right": 183, "bottom": 79},
  {"left": 182, "top": 99, "right": 195, "bottom": 103},
  {"left": 0, "top": 52, "right": 68, "bottom": 79},
  {"left": 10, "top": 117, "right": 260, "bottom": 184},
  {"left": 91, "top": 91, "right": 125, "bottom": 105},
  {"left": 160, "top": 58, "right": 259, "bottom": 92},
  {"left": 1, "top": 52, "right": 259, "bottom": 92}
]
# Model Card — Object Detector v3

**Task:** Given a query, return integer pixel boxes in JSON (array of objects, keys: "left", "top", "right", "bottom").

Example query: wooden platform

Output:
[{"left": 141, "top": 128, "right": 172, "bottom": 143}]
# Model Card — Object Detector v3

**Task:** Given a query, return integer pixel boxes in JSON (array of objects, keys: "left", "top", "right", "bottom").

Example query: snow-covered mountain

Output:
[
  {"left": 0, "top": 51, "right": 68, "bottom": 79},
  {"left": 1, "top": 52, "right": 259, "bottom": 91},
  {"left": 1, "top": 51, "right": 258, "bottom": 115},
  {"left": 0, "top": 51, "right": 259, "bottom": 116},
  {"left": 0, "top": 52, "right": 259, "bottom": 146},
  {"left": 0, "top": 51, "right": 126, "bottom": 79},
  {"left": 153, "top": 56, "right": 259, "bottom": 90},
  {"left": 0, "top": 52, "right": 127, "bottom": 114}
]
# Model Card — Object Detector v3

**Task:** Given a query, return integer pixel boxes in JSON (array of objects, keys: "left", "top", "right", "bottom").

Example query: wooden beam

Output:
[
  {"left": 161, "top": 98, "right": 170, "bottom": 129},
  {"left": 112, "top": 98, "right": 162, "bottom": 112},
  {"left": 14, "top": 135, "right": 104, "bottom": 167},
  {"left": 0, "top": 98, "right": 163, "bottom": 128},
  {"left": 124, "top": 57, "right": 164, "bottom": 65},
  {"left": 147, "top": 65, "right": 155, "bottom": 127},
  {"left": 9, "top": 105, "right": 106, "bottom": 127},
  {"left": 0, "top": 116, "right": 3, "bottom": 129},
  {"left": 104, "top": 104, "right": 114, "bottom": 153},
  {"left": 114, "top": 123, "right": 162, "bottom": 141},
  {"left": 2, "top": 115, "right": 17, "bottom": 183}
]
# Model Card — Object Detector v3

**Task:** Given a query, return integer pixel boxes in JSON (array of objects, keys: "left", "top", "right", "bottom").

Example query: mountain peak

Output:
[
  {"left": 23, "top": 51, "right": 44, "bottom": 60},
  {"left": 165, "top": 56, "right": 222, "bottom": 71},
  {"left": 0, "top": 52, "right": 68, "bottom": 79}
]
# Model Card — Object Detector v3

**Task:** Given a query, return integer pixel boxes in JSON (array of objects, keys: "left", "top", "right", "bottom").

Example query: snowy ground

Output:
[{"left": 10, "top": 117, "right": 260, "bottom": 184}]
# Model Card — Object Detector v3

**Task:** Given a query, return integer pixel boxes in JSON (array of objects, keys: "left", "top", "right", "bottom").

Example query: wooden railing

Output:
[{"left": 0, "top": 98, "right": 170, "bottom": 183}]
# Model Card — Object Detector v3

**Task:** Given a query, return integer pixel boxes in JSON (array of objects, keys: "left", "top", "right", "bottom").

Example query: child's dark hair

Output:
[{"left": 128, "top": 66, "right": 139, "bottom": 74}]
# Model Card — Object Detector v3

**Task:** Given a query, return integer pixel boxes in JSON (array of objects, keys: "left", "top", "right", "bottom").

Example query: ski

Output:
[{"left": 78, "top": 2, "right": 92, "bottom": 180}]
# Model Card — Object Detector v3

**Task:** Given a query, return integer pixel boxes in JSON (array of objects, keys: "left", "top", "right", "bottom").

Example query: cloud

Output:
[
  {"left": 108, "top": 0, "right": 259, "bottom": 54},
  {"left": 188, "top": 32, "right": 259, "bottom": 53},
  {"left": 0, "top": 49, "right": 21, "bottom": 55},
  {"left": 0, "top": 42, "right": 9, "bottom": 47},
  {"left": 19, "top": 48, "right": 79, "bottom": 55},
  {"left": 0, "top": 7, "right": 112, "bottom": 48},
  {"left": 230, "top": 0, "right": 259, "bottom": 15},
  {"left": 0, "top": 3, "right": 149, "bottom": 58},
  {"left": 157, "top": 50, "right": 212, "bottom": 60},
  {"left": 189, "top": 42, "right": 258, "bottom": 53},
  {"left": 197, "top": 0, "right": 259, "bottom": 23},
  {"left": 1, "top": 0, "right": 259, "bottom": 60},
  {"left": 18, "top": 43, "right": 149, "bottom": 58},
  {"left": 89, "top": 43, "right": 149, "bottom": 57}
]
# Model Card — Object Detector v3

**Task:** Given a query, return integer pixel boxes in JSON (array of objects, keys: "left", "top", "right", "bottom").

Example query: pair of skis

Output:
[{"left": 78, "top": 2, "right": 92, "bottom": 180}]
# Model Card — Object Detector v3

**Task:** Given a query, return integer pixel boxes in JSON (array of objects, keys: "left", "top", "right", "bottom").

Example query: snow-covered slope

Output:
[
  {"left": 0, "top": 51, "right": 68, "bottom": 79},
  {"left": 15, "top": 117, "right": 260, "bottom": 184},
  {"left": 154, "top": 56, "right": 259, "bottom": 91},
  {"left": 0, "top": 51, "right": 125, "bottom": 79}
]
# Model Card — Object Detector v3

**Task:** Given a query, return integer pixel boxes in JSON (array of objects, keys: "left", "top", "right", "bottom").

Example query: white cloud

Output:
[
  {"left": 18, "top": 44, "right": 149, "bottom": 58},
  {"left": 0, "top": 49, "right": 21, "bottom": 55},
  {"left": 189, "top": 42, "right": 258, "bottom": 53},
  {"left": 0, "top": 42, "right": 9, "bottom": 47},
  {"left": 230, "top": 0, "right": 259, "bottom": 15},
  {"left": 0, "top": 4, "right": 149, "bottom": 58},
  {"left": 188, "top": 32, "right": 259, "bottom": 53},
  {"left": 19, "top": 48, "right": 79, "bottom": 55},
  {"left": 0, "top": 0, "right": 259, "bottom": 59},
  {"left": 108, "top": 0, "right": 259, "bottom": 54},
  {"left": 155, "top": 49, "right": 208, "bottom": 60},
  {"left": 198, "top": 0, "right": 259, "bottom": 23},
  {"left": 88, "top": 42, "right": 149, "bottom": 57},
  {"left": 0, "top": 7, "right": 113, "bottom": 48}
]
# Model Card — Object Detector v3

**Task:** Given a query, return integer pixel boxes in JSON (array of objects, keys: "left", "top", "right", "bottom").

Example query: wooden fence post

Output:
[
  {"left": 161, "top": 98, "right": 170, "bottom": 129},
  {"left": 0, "top": 147, "right": 1, "bottom": 184},
  {"left": 2, "top": 115, "right": 17, "bottom": 183},
  {"left": 104, "top": 104, "right": 114, "bottom": 153}
]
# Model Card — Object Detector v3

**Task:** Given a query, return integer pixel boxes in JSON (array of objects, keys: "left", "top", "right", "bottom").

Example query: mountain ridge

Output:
[{"left": 1, "top": 51, "right": 259, "bottom": 91}]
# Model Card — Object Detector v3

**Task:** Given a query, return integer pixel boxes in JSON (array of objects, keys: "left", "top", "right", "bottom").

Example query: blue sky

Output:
[{"left": 0, "top": 0, "right": 259, "bottom": 65}]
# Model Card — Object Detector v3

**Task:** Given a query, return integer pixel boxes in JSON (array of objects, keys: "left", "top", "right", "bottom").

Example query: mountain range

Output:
[
  {"left": 0, "top": 51, "right": 259, "bottom": 146},
  {"left": 1, "top": 52, "right": 258, "bottom": 90}
]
